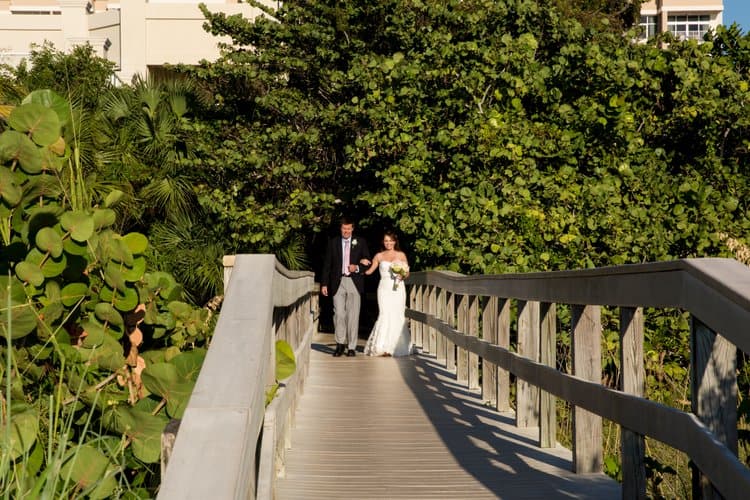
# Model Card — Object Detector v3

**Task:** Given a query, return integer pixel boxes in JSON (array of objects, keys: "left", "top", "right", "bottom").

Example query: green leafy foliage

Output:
[{"left": 0, "top": 91, "right": 214, "bottom": 497}]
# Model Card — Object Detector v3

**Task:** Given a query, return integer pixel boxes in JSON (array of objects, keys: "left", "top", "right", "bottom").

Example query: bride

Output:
[{"left": 363, "top": 231, "right": 414, "bottom": 357}]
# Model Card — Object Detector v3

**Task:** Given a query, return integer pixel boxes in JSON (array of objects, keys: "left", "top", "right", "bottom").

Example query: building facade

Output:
[
  {"left": 639, "top": 0, "right": 724, "bottom": 41},
  {"left": 0, "top": 0, "right": 272, "bottom": 82}
]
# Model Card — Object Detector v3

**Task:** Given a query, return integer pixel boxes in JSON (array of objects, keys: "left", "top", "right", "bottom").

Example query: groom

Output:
[{"left": 321, "top": 217, "right": 371, "bottom": 357}]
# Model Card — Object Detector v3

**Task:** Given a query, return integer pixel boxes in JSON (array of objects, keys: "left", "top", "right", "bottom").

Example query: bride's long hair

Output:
[{"left": 382, "top": 230, "right": 401, "bottom": 251}]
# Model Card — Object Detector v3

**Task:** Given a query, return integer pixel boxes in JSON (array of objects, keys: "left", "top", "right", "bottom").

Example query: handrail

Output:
[
  {"left": 409, "top": 258, "right": 750, "bottom": 353},
  {"left": 158, "top": 255, "right": 316, "bottom": 500},
  {"left": 406, "top": 257, "right": 749, "bottom": 499}
]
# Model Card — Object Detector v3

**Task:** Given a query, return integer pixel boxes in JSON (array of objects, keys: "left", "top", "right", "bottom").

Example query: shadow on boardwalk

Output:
[
  {"left": 398, "top": 353, "right": 620, "bottom": 498},
  {"left": 276, "top": 335, "right": 620, "bottom": 499}
]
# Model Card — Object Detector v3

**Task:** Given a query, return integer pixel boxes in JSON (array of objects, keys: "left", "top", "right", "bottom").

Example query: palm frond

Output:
[{"left": 276, "top": 237, "right": 310, "bottom": 270}]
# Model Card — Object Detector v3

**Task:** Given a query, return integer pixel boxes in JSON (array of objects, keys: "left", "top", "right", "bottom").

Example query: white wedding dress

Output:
[{"left": 364, "top": 261, "right": 414, "bottom": 357}]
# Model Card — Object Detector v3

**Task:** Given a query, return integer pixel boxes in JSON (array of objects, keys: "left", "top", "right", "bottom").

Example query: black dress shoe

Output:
[
  {"left": 332, "top": 344, "right": 344, "bottom": 357},
  {"left": 347, "top": 349, "right": 356, "bottom": 357}
]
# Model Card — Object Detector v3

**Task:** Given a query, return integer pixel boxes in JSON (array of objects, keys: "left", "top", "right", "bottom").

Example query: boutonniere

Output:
[{"left": 351, "top": 239, "right": 358, "bottom": 246}]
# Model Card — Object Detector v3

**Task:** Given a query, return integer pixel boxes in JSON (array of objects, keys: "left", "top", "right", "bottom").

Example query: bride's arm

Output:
[
  {"left": 364, "top": 254, "right": 381, "bottom": 275},
  {"left": 400, "top": 253, "right": 410, "bottom": 278}
]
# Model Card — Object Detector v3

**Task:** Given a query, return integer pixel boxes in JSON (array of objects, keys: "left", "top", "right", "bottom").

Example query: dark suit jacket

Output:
[{"left": 321, "top": 235, "right": 371, "bottom": 296}]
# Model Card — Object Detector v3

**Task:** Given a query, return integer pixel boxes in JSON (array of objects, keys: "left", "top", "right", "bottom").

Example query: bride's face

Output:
[{"left": 383, "top": 236, "right": 396, "bottom": 250}]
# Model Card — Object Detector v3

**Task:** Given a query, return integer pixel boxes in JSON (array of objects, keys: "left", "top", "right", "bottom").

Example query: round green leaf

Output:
[
  {"left": 122, "top": 256, "right": 146, "bottom": 282},
  {"left": 92, "top": 208, "right": 116, "bottom": 229},
  {"left": 8, "top": 102, "right": 61, "bottom": 146},
  {"left": 99, "top": 285, "right": 114, "bottom": 303},
  {"left": 0, "top": 404, "right": 38, "bottom": 460},
  {"left": 41, "top": 147, "right": 63, "bottom": 172},
  {"left": 171, "top": 348, "right": 207, "bottom": 381},
  {"left": 121, "top": 232, "right": 149, "bottom": 254},
  {"left": 25, "top": 248, "right": 66, "bottom": 278},
  {"left": 167, "top": 301, "right": 192, "bottom": 318},
  {"left": 15, "top": 261, "right": 44, "bottom": 287},
  {"left": 0, "top": 130, "right": 43, "bottom": 174},
  {"left": 0, "top": 276, "right": 38, "bottom": 338},
  {"left": 81, "top": 320, "right": 106, "bottom": 348},
  {"left": 61, "top": 282, "right": 88, "bottom": 307},
  {"left": 124, "top": 408, "right": 168, "bottom": 464},
  {"left": 63, "top": 237, "right": 89, "bottom": 256},
  {"left": 0, "top": 166, "right": 22, "bottom": 206},
  {"left": 140, "top": 363, "right": 194, "bottom": 419},
  {"left": 79, "top": 333, "right": 125, "bottom": 370},
  {"left": 113, "top": 286, "right": 139, "bottom": 312},
  {"left": 141, "top": 362, "right": 179, "bottom": 397},
  {"left": 35, "top": 226, "right": 64, "bottom": 258},
  {"left": 22, "top": 89, "right": 71, "bottom": 126},
  {"left": 104, "top": 262, "right": 127, "bottom": 293},
  {"left": 60, "top": 445, "right": 112, "bottom": 493},
  {"left": 94, "top": 302, "right": 124, "bottom": 327},
  {"left": 107, "top": 238, "right": 134, "bottom": 266},
  {"left": 60, "top": 210, "right": 95, "bottom": 242}
]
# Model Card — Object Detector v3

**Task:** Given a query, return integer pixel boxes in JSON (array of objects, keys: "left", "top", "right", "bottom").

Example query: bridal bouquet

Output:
[{"left": 390, "top": 261, "right": 409, "bottom": 290}]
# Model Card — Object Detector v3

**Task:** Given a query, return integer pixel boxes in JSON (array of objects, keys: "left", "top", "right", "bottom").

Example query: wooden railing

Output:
[
  {"left": 158, "top": 255, "right": 316, "bottom": 500},
  {"left": 406, "top": 258, "right": 750, "bottom": 499}
]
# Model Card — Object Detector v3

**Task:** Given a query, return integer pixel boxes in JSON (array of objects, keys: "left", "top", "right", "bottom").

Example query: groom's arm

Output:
[{"left": 357, "top": 240, "right": 371, "bottom": 270}]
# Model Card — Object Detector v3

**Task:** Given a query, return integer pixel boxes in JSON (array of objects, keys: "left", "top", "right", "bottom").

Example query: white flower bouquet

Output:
[{"left": 390, "top": 261, "right": 409, "bottom": 290}]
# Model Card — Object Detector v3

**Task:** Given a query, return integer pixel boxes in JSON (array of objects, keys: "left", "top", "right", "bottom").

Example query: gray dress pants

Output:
[{"left": 333, "top": 276, "right": 360, "bottom": 350}]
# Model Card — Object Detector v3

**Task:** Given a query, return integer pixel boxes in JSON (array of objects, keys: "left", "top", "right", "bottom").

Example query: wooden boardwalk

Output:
[{"left": 275, "top": 334, "right": 620, "bottom": 499}]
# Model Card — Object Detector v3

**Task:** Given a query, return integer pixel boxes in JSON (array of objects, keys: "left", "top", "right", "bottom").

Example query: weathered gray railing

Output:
[
  {"left": 158, "top": 255, "right": 316, "bottom": 499},
  {"left": 406, "top": 258, "right": 750, "bottom": 500}
]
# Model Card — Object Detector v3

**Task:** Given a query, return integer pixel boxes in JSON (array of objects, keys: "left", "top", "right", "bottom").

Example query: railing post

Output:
[
  {"left": 436, "top": 288, "right": 447, "bottom": 365},
  {"left": 690, "top": 317, "right": 738, "bottom": 499},
  {"left": 620, "top": 307, "right": 646, "bottom": 499},
  {"left": 446, "top": 292, "right": 456, "bottom": 373},
  {"left": 497, "top": 298, "right": 511, "bottom": 412},
  {"left": 517, "top": 300, "right": 540, "bottom": 428},
  {"left": 409, "top": 285, "right": 418, "bottom": 347},
  {"left": 571, "top": 304, "right": 602, "bottom": 473},
  {"left": 427, "top": 285, "right": 437, "bottom": 356},
  {"left": 457, "top": 295, "right": 469, "bottom": 384},
  {"left": 481, "top": 297, "right": 498, "bottom": 407},
  {"left": 414, "top": 285, "right": 424, "bottom": 348},
  {"left": 421, "top": 285, "right": 432, "bottom": 354},
  {"left": 540, "top": 302, "right": 556, "bottom": 448},
  {"left": 468, "top": 295, "right": 480, "bottom": 391}
]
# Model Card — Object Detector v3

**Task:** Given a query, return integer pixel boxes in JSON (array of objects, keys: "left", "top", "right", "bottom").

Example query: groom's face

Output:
[{"left": 340, "top": 224, "right": 354, "bottom": 239}]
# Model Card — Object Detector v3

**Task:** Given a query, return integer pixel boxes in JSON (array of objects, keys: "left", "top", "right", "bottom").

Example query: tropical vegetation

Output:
[{"left": 1, "top": 0, "right": 749, "bottom": 496}]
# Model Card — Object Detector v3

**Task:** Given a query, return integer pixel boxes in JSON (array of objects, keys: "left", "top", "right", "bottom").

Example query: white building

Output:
[
  {"left": 639, "top": 0, "right": 724, "bottom": 41},
  {"left": 0, "top": 0, "right": 273, "bottom": 82}
]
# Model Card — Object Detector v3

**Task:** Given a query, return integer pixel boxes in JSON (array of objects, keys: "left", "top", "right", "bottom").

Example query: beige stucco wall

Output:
[{"left": 0, "top": 0, "right": 272, "bottom": 81}]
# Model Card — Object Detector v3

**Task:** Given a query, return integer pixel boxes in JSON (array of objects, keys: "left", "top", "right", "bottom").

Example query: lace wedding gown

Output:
[{"left": 364, "top": 261, "right": 414, "bottom": 357}]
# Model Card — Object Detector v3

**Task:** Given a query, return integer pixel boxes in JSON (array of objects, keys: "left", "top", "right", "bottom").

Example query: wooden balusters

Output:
[
  {"left": 468, "top": 295, "right": 480, "bottom": 390},
  {"left": 482, "top": 297, "right": 498, "bottom": 408},
  {"left": 540, "top": 302, "right": 556, "bottom": 448},
  {"left": 446, "top": 292, "right": 456, "bottom": 372},
  {"left": 690, "top": 317, "right": 738, "bottom": 499},
  {"left": 413, "top": 285, "right": 423, "bottom": 348},
  {"left": 457, "top": 294, "right": 469, "bottom": 384},
  {"left": 517, "top": 300, "right": 540, "bottom": 428},
  {"left": 436, "top": 288, "right": 447, "bottom": 365},
  {"left": 620, "top": 306, "right": 646, "bottom": 499},
  {"left": 571, "top": 305, "right": 602, "bottom": 473}
]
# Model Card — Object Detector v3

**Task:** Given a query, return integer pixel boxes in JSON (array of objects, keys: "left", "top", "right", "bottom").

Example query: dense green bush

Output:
[{"left": 0, "top": 91, "right": 212, "bottom": 497}]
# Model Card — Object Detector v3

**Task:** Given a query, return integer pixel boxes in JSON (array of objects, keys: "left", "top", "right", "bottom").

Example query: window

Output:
[
  {"left": 667, "top": 14, "right": 711, "bottom": 41},
  {"left": 638, "top": 15, "right": 657, "bottom": 40},
  {"left": 10, "top": 7, "right": 61, "bottom": 15}
]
